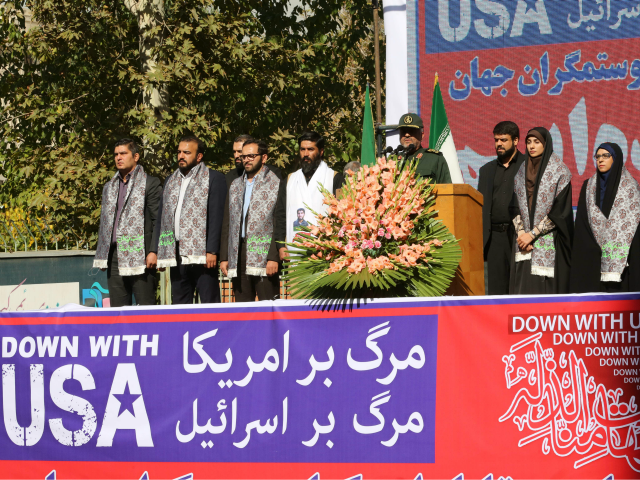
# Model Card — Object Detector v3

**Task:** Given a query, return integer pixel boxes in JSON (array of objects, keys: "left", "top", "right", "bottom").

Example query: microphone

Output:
[
  {"left": 393, "top": 145, "right": 405, "bottom": 156},
  {"left": 384, "top": 146, "right": 393, "bottom": 155},
  {"left": 403, "top": 144, "right": 417, "bottom": 156}
]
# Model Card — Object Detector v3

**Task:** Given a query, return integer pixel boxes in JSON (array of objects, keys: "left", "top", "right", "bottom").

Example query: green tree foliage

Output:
[{"left": 0, "top": 0, "right": 382, "bottom": 249}]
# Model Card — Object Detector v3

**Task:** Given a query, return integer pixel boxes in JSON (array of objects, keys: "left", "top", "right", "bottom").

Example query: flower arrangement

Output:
[{"left": 284, "top": 157, "right": 461, "bottom": 299}]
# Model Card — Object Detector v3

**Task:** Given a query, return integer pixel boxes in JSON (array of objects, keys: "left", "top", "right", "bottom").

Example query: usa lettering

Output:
[
  {"left": 1, "top": 363, "right": 153, "bottom": 447},
  {"left": 438, "top": 0, "right": 553, "bottom": 42}
]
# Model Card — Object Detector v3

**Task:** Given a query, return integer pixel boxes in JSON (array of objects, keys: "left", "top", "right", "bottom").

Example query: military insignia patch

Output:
[
  {"left": 404, "top": 116, "right": 413, "bottom": 124},
  {"left": 416, "top": 153, "right": 423, "bottom": 159},
  {"left": 427, "top": 148, "right": 440, "bottom": 154}
]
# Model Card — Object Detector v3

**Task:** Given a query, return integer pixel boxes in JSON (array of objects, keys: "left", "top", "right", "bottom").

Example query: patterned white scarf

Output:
[
  {"left": 587, "top": 168, "right": 640, "bottom": 282},
  {"left": 93, "top": 165, "right": 147, "bottom": 276},
  {"left": 227, "top": 167, "right": 280, "bottom": 278},
  {"left": 514, "top": 153, "right": 571, "bottom": 277},
  {"left": 157, "top": 162, "right": 210, "bottom": 268}
]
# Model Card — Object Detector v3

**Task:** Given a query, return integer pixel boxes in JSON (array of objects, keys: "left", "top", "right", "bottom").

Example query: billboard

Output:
[
  {"left": 0, "top": 295, "right": 639, "bottom": 478},
  {"left": 412, "top": 0, "right": 640, "bottom": 202}
]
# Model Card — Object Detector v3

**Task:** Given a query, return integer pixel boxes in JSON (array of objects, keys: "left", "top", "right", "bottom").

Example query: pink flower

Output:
[
  {"left": 378, "top": 228, "right": 385, "bottom": 237},
  {"left": 338, "top": 228, "right": 345, "bottom": 238},
  {"left": 374, "top": 241, "right": 381, "bottom": 248},
  {"left": 385, "top": 232, "right": 391, "bottom": 240}
]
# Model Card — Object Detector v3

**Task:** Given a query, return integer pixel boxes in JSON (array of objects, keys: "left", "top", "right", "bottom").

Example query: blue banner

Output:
[
  {"left": 0, "top": 310, "right": 437, "bottom": 464},
  {"left": 426, "top": 0, "right": 640, "bottom": 54}
]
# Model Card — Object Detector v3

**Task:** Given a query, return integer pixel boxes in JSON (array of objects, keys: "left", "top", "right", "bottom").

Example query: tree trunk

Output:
[{"left": 124, "top": 0, "right": 169, "bottom": 164}]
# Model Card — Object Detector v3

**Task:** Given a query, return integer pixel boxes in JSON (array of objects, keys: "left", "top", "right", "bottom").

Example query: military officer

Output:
[{"left": 395, "top": 113, "right": 451, "bottom": 184}]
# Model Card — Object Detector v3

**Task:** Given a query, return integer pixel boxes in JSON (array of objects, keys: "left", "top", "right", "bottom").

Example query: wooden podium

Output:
[{"left": 431, "top": 184, "right": 485, "bottom": 296}]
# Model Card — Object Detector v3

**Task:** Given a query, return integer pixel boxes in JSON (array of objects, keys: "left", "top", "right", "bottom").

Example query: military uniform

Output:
[
  {"left": 397, "top": 147, "right": 451, "bottom": 184},
  {"left": 393, "top": 113, "right": 452, "bottom": 184}
]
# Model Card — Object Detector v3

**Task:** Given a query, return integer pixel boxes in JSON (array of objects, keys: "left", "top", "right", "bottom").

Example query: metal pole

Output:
[
  {"left": 1, "top": 219, "right": 17, "bottom": 252},
  {"left": 24, "top": 219, "right": 37, "bottom": 251},
  {"left": 373, "top": 0, "right": 382, "bottom": 125},
  {"left": 68, "top": 222, "right": 81, "bottom": 249},
  {"left": 31, "top": 217, "right": 48, "bottom": 251},
  {"left": 373, "top": 0, "right": 383, "bottom": 156},
  {"left": 9, "top": 219, "right": 27, "bottom": 252},
  {"left": 43, "top": 221, "right": 58, "bottom": 250}
]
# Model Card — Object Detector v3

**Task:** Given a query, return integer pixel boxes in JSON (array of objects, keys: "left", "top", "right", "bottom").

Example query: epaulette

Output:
[{"left": 427, "top": 148, "right": 441, "bottom": 154}]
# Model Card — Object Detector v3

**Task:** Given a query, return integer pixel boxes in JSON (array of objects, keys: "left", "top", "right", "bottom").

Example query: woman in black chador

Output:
[
  {"left": 570, "top": 142, "right": 640, "bottom": 293},
  {"left": 509, "top": 127, "right": 574, "bottom": 294}
]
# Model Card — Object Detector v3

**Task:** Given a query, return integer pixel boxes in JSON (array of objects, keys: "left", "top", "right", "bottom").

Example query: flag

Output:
[
  {"left": 429, "top": 74, "right": 464, "bottom": 183},
  {"left": 360, "top": 84, "right": 376, "bottom": 166}
]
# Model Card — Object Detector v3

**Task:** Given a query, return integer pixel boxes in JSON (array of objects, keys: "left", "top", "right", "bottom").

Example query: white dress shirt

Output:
[{"left": 174, "top": 170, "right": 192, "bottom": 242}]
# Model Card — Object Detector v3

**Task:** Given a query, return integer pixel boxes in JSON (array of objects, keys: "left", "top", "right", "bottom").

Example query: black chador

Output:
[
  {"left": 509, "top": 128, "right": 574, "bottom": 294},
  {"left": 570, "top": 143, "right": 640, "bottom": 293}
]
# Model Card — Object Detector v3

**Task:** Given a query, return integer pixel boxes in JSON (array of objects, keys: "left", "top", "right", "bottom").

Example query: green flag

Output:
[
  {"left": 360, "top": 84, "right": 376, "bottom": 166},
  {"left": 429, "top": 74, "right": 463, "bottom": 183}
]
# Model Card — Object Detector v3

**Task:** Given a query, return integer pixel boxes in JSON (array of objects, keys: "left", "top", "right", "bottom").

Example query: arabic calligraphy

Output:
[
  {"left": 449, "top": 57, "right": 515, "bottom": 100},
  {"left": 518, "top": 52, "right": 550, "bottom": 97},
  {"left": 500, "top": 334, "right": 640, "bottom": 472},
  {"left": 568, "top": 0, "right": 640, "bottom": 31},
  {"left": 549, "top": 50, "right": 639, "bottom": 95},
  {"left": 352, "top": 391, "right": 424, "bottom": 447},
  {"left": 449, "top": 49, "right": 640, "bottom": 101},
  {"left": 173, "top": 320, "right": 432, "bottom": 453}
]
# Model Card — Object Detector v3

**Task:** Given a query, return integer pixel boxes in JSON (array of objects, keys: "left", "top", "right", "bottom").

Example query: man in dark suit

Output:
[
  {"left": 93, "top": 138, "right": 162, "bottom": 306},
  {"left": 478, "top": 121, "right": 526, "bottom": 295},
  {"left": 155, "top": 135, "right": 227, "bottom": 304}
]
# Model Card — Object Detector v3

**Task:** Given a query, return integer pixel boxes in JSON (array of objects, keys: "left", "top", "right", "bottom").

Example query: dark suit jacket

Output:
[
  {"left": 477, "top": 151, "right": 526, "bottom": 256},
  {"left": 144, "top": 176, "right": 163, "bottom": 255},
  {"left": 220, "top": 166, "right": 287, "bottom": 264},
  {"left": 153, "top": 166, "right": 227, "bottom": 255}
]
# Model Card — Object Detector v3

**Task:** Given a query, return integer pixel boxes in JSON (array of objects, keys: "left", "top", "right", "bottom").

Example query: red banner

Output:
[
  {"left": 0, "top": 294, "right": 639, "bottom": 478},
  {"left": 416, "top": 0, "right": 640, "bottom": 204}
]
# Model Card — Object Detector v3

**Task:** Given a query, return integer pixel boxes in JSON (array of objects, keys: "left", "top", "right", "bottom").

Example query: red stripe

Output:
[{"left": 3, "top": 298, "right": 638, "bottom": 326}]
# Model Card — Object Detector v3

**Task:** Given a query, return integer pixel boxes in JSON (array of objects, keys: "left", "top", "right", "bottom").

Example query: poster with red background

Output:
[
  {"left": 0, "top": 294, "right": 638, "bottom": 479},
  {"left": 415, "top": 0, "right": 640, "bottom": 204}
]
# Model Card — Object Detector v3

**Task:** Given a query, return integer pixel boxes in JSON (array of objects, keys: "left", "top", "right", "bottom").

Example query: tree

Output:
[{"left": 0, "top": 0, "right": 383, "bottom": 250}]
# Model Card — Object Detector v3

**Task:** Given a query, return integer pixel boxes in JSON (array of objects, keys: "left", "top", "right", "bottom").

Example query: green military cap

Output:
[{"left": 398, "top": 113, "right": 424, "bottom": 129}]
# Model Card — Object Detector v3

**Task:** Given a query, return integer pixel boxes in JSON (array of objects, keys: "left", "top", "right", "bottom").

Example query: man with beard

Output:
[
  {"left": 478, "top": 121, "right": 526, "bottom": 295},
  {"left": 220, "top": 139, "right": 286, "bottom": 301},
  {"left": 226, "top": 134, "right": 252, "bottom": 190},
  {"left": 226, "top": 134, "right": 282, "bottom": 190},
  {"left": 395, "top": 113, "right": 451, "bottom": 184},
  {"left": 285, "top": 131, "right": 343, "bottom": 245},
  {"left": 155, "top": 135, "right": 227, "bottom": 304}
]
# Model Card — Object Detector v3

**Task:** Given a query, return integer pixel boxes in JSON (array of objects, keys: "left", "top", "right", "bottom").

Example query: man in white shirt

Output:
[{"left": 286, "top": 131, "right": 343, "bottom": 246}]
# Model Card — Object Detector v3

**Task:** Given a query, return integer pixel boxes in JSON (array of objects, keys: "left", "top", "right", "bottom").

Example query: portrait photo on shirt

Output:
[{"left": 293, "top": 207, "right": 309, "bottom": 231}]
